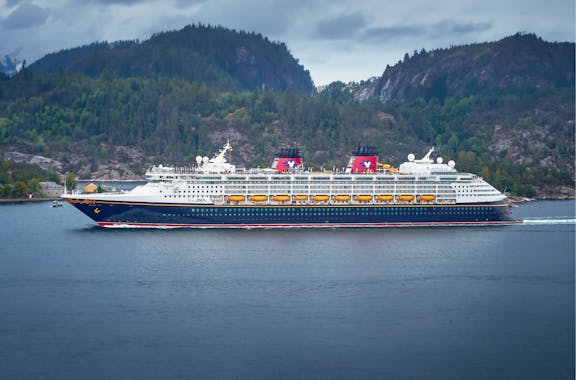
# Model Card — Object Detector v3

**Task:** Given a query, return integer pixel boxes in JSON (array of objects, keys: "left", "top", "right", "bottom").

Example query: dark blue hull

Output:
[{"left": 65, "top": 199, "right": 517, "bottom": 228}]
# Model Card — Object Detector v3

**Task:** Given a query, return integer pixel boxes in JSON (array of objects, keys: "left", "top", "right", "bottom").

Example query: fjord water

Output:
[{"left": 0, "top": 200, "right": 574, "bottom": 380}]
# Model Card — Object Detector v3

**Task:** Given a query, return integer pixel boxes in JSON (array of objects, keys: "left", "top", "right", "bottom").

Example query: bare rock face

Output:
[
  {"left": 3, "top": 151, "right": 63, "bottom": 171},
  {"left": 350, "top": 33, "right": 574, "bottom": 104},
  {"left": 77, "top": 146, "right": 147, "bottom": 180}
]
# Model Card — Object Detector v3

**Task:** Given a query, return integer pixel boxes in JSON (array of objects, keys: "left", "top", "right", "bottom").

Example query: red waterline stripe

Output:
[{"left": 97, "top": 220, "right": 521, "bottom": 228}]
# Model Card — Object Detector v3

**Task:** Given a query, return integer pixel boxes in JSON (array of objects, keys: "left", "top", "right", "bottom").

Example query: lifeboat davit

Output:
[
  {"left": 419, "top": 194, "right": 436, "bottom": 202},
  {"left": 377, "top": 195, "right": 394, "bottom": 202},
  {"left": 273, "top": 195, "right": 290, "bottom": 202},
  {"left": 250, "top": 195, "right": 267, "bottom": 202},
  {"left": 397, "top": 194, "right": 414, "bottom": 202},
  {"left": 333, "top": 195, "right": 351, "bottom": 202},
  {"left": 355, "top": 195, "right": 373, "bottom": 202},
  {"left": 227, "top": 195, "right": 245, "bottom": 202},
  {"left": 312, "top": 195, "right": 329, "bottom": 202}
]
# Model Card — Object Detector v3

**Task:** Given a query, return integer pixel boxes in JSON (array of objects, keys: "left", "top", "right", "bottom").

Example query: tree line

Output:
[{"left": 0, "top": 158, "right": 60, "bottom": 197}]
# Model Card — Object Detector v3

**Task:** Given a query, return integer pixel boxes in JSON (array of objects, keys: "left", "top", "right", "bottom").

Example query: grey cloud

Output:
[
  {"left": 192, "top": 0, "right": 307, "bottom": 43},
  {"left": 362, "top": 25, "right": 426, "bottom": 41},
  {"left": 87, "top": 0, "right": 206, "bottom": 5},
  {"left": 2, "top": 3, "right": 49, "bottom": 30},
  {"left": 361, "top": 20, "right": 492, "bottom": 42},
  {"left": 435, "top": 20, "right": 492, "bottom": 36},
  {"left": 314, "top": 12, "right": 367, "bottom": 40},
  {"left": 87, "top": 0, "right": 151, "bottom": 4},
  {"left": 6, "top": 0, "right": 25, "bottom": 7}
]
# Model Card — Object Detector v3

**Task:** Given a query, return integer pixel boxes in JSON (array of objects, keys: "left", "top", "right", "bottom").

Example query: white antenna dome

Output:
[
  {"left": 202, "top": 156, "right": 209, "bottom": 163},
  {"left": 408, "top": 153, "right": 415, "bottom": 162},
  {"left": 436, "top": 157, "right": 443, "bottom": 164},
  {"left": 195, "top": 156, "right": 203, "bottom": 164},
  {"left": 448, "top": 160, "right": 456, "bottom": 168}
]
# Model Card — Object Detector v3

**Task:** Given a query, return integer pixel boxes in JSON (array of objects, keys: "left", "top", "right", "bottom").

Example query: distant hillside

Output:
[
  {"left": 28, "top": 24, "right": 316, "bottom": 94},
  {"left": 349, "top": 33, "right": 574, "bottom": 103}
]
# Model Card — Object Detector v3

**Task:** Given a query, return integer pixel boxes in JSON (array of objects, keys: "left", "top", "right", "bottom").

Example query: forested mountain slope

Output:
[{"left": 28, "top": 24, "right": 315, "bottom": 94}]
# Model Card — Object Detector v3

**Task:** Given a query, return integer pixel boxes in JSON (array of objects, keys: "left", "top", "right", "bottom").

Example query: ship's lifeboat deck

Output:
[{"left": 224, "top": 193, "right": 453, "bottom": 205}]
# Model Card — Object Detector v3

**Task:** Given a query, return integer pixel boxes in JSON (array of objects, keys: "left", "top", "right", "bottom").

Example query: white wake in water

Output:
[{"left": 522, "top": 218, "right": 576, "bottom": 225}]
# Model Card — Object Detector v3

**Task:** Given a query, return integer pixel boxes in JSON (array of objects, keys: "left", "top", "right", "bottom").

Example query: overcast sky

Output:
[{"left": 1, "top": 0, "right": 574, "bottom": 85}]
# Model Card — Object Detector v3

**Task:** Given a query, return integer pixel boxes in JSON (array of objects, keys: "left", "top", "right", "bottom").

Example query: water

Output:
[{"left": 0, "top": 200, "right": 574, "bottom": 380}]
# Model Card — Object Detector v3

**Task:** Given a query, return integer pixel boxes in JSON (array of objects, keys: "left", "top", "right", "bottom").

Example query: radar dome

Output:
[
  {"left": 195, "top": 156, "right": 202, "bottom": 164},
  {"left": 448, "top": 160, "right": 456, "bottom": 168},
  {"left": 202, "top": 156, "right": 209, "bottom": 163},
  {"left": 407, "top": 154, "right": 415, "bottom": 162},
  {"left": 436, "top": 157, "right": 443, "bottom": 164}
]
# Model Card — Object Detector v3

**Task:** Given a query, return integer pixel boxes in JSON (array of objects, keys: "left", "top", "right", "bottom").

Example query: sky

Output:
[{"left": 0, "top": 0, "right": 574, "bottom": 85}]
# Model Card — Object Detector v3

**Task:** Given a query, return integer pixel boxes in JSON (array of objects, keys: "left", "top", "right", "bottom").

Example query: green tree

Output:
[
  {"left": 28, "top": 178, "right": 41, "bottom": 194},
  {"left": 65, "top": 173, "right": 77, "bottom": 191},
  {"left": 12, "top": 181, "right": 28, "bottom": 197}
]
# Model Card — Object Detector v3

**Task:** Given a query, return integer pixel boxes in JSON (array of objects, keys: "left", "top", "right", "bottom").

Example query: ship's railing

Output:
[{"left": 145, "top": 165, "right": 413, "bottom": 177}]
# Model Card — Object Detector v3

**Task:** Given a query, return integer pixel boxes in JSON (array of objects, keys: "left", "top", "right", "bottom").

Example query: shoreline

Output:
[
  {"left": 0, "top": 197, "right": 59, "bottom": 204},
  {"left": 78, "top": 179, "right": 145, "bottom": 183}
]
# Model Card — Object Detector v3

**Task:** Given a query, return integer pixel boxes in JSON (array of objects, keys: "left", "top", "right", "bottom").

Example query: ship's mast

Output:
[
  {"left": 419, "top": 147, "right": 435, "bottom": 163},
  {"left": 210, "top": 141, "right": 232, "bottom": 164}
]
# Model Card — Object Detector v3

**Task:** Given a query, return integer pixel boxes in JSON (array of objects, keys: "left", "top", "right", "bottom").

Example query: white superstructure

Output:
[{"left": 65, "top": 144, "right": 506, "bottom": 206}]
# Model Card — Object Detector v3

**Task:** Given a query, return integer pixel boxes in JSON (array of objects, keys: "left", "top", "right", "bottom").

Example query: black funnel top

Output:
[
  {"left": 353, "top": 146, "right": 378, "bottom": 156},
  {"left": 276, "top": 148, "right": 301, "bottom": 158}
]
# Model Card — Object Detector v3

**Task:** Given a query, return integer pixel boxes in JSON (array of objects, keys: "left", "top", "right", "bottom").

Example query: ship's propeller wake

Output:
[{"left": 522, "top": 218, "right": 576, "bottom": 225}]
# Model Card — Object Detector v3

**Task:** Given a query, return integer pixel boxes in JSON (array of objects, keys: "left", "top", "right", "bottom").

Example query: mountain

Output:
[
  {"left": 348, "top": 33, "right": 574, "bottom": 103},
  {"left": 28, "top": 24, "right": 316, "bottom": 94}
]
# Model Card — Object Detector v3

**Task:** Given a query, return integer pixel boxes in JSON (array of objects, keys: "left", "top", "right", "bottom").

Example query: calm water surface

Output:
[{"left": 0, "top": 200, "right": 574, "bottom": 379}]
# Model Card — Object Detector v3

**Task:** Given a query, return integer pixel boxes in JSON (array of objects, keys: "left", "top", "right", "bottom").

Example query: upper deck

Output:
[{"left": 138, "top": 144, "right": 506, "bottom": 205}]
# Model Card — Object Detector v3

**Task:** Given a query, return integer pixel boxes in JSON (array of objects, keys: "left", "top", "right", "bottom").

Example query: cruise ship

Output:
[{"left": 62, "top": 143, "right": 517, "bottom": 228}]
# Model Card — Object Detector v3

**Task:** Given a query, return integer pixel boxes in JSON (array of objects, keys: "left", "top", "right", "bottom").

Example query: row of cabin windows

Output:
[
  {"left": 161, "top": 207, "right": 496, "bottom": 217},
  {"left": 220, "top": 187, "right": 448, "bottom": 192},
  {"left": 162, "top": 191, "right": 473, "bottom": 199},
  {"left": 173, "top": 194, "right": 463, "bottom": 199},
  {"left": 161, "top": 211, "right": 493, "bottom": 218},
  {"left": 223, "top": 178, "right": 470, "bottom": 183}
]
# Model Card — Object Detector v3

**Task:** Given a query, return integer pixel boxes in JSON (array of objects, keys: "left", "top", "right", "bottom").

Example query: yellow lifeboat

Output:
[
  {"left": 250, "top": 195, "right": 267, "bottom": 202},
  {"left": 227, "top": 195, "right": 245, "bottom": 202},
  {"left": 312, "top": 195, "right": 329, "bottom": 202},
  {"left": 333, "top": 195, "right": 351, "bottom": 202},
  {"left": 293, "top": 194, "right": 308, "bottom": 201},
  {"left": 419, "top": 194, "right": 436, "bottom": 202},
  {"left": 355, "top": 195, "right": 373, "bottom": 202},
  {"left": 273, "top": 195, "right": 290, "bottom": 202},
  {"left": 397, "top": 194, "right": 414, "bottom": 202},
  {"left": 377, "top": 195, "right": 394, "bottom": 202}
]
